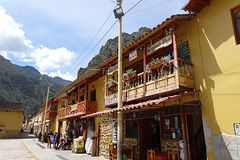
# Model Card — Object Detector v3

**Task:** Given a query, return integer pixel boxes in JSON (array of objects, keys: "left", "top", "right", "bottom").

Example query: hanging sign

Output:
[
  {"left": 112, "top": 120, "right": 118, "bottom": 142},
  {"left": 129, "top": 50, "right": 137, "bottom": 61},
  {"left": 105, "top": 92, "right": 126, "bottom": 106},
  {"left": 147, "top": 35, "right": 172, "bottom": 55},
  {"left": 108, "top": 64, "right": 118, "bottom": 75}
]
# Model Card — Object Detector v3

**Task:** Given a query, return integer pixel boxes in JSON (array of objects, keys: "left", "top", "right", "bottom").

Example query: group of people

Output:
[{"left": 38, "top": 130, "right": 73, "bottom": 150}]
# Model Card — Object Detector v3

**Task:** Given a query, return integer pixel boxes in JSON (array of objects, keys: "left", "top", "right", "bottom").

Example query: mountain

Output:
[
  {"left": 0, "top": 55, "right": 64, "bottom": 117},
  {"left": 49, "top": 76, "right": 71, "bottom": 87},
  {"left": 77, "top": 27, "right": 151, "bottom": 76}
]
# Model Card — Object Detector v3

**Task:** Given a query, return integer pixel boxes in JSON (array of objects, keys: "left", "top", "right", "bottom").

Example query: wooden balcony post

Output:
[
  {"left": 172, "top": 26, "right": 179, "bottom": 87},
  {"left": 143, "top": 44, "right": 147, "bottom": 96},
  {"left": 105, "top": 68, "right": 108, "bottom": 105},
  {"left": 84, "top": 82, "right": 87, "bottom": 101}
]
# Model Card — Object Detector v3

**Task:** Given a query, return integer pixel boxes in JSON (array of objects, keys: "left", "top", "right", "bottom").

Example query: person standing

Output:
[
  {"left": 47, "top": 129, "right": 53, "bottom": 148},
  {"left": 54, "top": 132, "right": 60, "bottom": 149}
]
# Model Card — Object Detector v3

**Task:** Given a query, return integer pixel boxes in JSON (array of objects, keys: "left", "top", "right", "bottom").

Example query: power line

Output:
[
  {"left": 53, "top": 7, "right": 117, "bottom": 85},
  {"left": 53, "top": 0, "right": 144, "bottom": 85}
]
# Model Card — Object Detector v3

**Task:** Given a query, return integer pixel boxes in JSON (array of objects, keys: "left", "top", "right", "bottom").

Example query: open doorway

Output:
[
  {"left": 139, "top": 118, "right": 160, "bottom": 160},
  {"left": 185, "top": 113, "right": 206, "bottom": 160}
]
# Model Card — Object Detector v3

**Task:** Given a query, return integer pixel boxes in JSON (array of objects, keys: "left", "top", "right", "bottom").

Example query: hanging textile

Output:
[{"left": 85, "top": 128, "right": 94, "bottom": 154}]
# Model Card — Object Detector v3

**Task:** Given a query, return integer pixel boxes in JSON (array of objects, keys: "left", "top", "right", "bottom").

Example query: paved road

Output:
[
  {"left": 0, "top": 132, "right": 106, "bottom": 160},
  {"left": 0, "top": 139, "right": 36, "bottom": 160}
]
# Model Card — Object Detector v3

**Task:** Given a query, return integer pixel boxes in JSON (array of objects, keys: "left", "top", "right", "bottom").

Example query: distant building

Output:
[{"left": 0, "top": 102, "right": 25, "bottom": 138}]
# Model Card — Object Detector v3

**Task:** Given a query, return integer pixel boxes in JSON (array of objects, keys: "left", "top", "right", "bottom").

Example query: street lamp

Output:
[
  {"left": 114, "top": 1, "right": 124, "bottom": 160},
  {"left": 113, "top": 7, "right": 124, "bottom": 19}
]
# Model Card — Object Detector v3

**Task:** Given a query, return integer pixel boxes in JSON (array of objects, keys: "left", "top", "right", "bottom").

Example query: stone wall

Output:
[
  {"left": 99, "top": 117, "right": 113, "bottom": 158},
  {"left": 212, "top": 134, "right": 240, "bottom": 160}
]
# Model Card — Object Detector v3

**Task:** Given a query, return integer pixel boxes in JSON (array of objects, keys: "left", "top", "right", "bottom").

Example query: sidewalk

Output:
[{"left": 22, "top": 138, "right": 106, "bottom": 160}]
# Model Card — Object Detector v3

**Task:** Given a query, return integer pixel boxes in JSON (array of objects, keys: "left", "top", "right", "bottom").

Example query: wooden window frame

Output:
[{"left": 231, "top": 4, "right": 240, "bottom": 44}]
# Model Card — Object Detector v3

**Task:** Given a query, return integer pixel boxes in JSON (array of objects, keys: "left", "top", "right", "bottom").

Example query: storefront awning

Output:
[
  {"left": 81, "top": 90, "right": 199, "bottom": 119},
  {"left": 35, "top": 123, "right": 43, "bottom": 127}
]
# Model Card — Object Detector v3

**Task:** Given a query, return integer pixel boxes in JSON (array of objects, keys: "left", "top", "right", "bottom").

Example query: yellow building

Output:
[
  {"left": 182, "top": 0, "right": 240, "bottom": 159},
  {"left": 0, "top": 102, "right": 24, "bottom": 138}
]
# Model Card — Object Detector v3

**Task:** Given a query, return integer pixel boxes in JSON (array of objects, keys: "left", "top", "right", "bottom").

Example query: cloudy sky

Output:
[{"left": 0, "top": 0, "right": 188, "bottom": 81}]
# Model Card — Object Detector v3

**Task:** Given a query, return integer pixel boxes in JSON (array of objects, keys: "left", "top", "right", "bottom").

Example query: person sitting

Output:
[
  {"left": 58, "top": 135, "right": 66, "bottom": 149},
  {"left": 61, "top": 136, "right": 73, "bottom": 150},
  {"left": 38, "top": 132, "right": 42, "bottom": 141}
]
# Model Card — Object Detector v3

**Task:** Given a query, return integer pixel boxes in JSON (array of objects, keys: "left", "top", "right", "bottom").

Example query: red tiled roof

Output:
[
  {"left": 81, "top": 90, "right": 199, "bottom": 118},
  {"left": 98, "top": 14, "right": 196, "bottom": 68}
]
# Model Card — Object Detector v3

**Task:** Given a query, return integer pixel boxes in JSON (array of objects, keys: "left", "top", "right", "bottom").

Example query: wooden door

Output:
[
  {"left": 185, "top": 114, "right": 206, "bottom": 160},
  {"left": 139, "top": 119, "right": 151, "bottom": 160}
]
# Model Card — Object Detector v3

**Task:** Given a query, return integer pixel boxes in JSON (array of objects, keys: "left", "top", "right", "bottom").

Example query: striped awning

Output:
[{"left": 81, "top": 90, "right": 199, "bottom": 119}]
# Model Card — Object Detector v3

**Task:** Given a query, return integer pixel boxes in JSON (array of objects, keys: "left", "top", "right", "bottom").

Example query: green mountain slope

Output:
[{"left": 0, "top": 55, "right": 64, "bottom": 117}]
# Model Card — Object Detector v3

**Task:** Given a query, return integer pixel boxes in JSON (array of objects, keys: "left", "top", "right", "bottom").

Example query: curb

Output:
[{"left": 21, "top": 140, "right": 41, "bottom": 160}]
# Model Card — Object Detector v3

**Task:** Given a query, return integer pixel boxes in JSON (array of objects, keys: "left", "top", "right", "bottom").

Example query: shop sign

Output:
[
  {"left": 234, "top": 123, "right": 240, "bottom": 135},
  {"left": 129, "top": 50, "right": 137, "bottom": 61},
  {"left": 147, "top": 35, "right": 172, "bottom": 55},
  {"left": 108, "top": 64, "right": 118, "bottom": 75},
  {"left": 105, "top": 92, "right": 126, "bottom": 106},
  {"left": 155, "top": 115, "right": 160, "bottom": 121},
  {"left": 71, "top": 104, "right": 77, "bottom": 111}
]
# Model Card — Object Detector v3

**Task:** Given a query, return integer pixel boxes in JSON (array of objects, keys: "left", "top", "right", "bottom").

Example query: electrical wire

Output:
[{"left": 53, "top": 6, "right": 117, "bottom": 85}]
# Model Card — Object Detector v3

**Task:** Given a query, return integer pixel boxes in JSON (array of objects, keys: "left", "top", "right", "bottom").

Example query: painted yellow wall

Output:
[
  {"left": 88, "top": 76, "right": 105, "bottom": 112},
  {"left": 176, "top": 0, "right": 240, "bottom": 159},
  {"left": 0, "top": 111, "right": 23, "bottom": 137}
]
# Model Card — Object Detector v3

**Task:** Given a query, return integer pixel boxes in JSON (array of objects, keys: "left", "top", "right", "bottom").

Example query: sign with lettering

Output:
[
  {"left": 105, "top": 92, "right": 126, "bottom": 106},
  {"left": 129, "top": 50, "right": 137, "bottom": 61},
  {"left": 177, "top": 41, "right": 190, "bottom": 62},
  {"left": 147, "top": 35, "right": 172, "bottom": 55},
  {"left": 71, "top": 104, "right": 77, "bottom": 111},
  {"left": 108, "top": 64, "right": 118, "bottom": 75}
]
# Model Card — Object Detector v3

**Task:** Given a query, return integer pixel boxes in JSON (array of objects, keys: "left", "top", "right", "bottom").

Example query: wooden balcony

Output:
[
  {"left": 46, "top": 105, "right": 57, "bottom": 120},
  {"left": 59, "top": 100, "right": 97, "bottom": 119},
  {"left": 105, "top": 59, "right": 194, "bottom": 106},
  {"left": 58, "top": 108, "right": 65, "bottom": 119}
]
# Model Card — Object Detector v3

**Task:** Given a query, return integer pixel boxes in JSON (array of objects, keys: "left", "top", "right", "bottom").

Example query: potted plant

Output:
[
  {"left": 123, "top": 68, "right": 137, "bottom": 87},
  {"left": 146, "top": 57, "right": 168, "bottom": 72},
  {"left": 106, "top": 78, "right": 117, "bottom": 88}
]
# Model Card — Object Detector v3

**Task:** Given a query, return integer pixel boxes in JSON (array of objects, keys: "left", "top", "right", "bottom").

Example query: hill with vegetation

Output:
[
  {"left": 77, "top": 27, "right": 151, "bottom": 76},
  {"left": 0, "top": 55, "right": 67, "bottom": 117}
]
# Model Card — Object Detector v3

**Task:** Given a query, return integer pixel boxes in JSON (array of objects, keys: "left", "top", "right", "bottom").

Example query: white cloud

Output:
[
  {"left": 48, "top": 70, "right": 75, "bottom": 81},
  {"left": 32, "top": 46, "right": 75, "bottom": 72},
  {"left": 21, "top": 58, "right": 33, "bottom": 62},
  {"left": 0, "top": 6, "right": 34, "bottom": 58},
  {"left": 0, "top": 51, "right": 9, "bottom": 59}
]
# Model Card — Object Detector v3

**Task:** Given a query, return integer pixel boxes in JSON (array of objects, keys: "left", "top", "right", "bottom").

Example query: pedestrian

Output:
[
  {"left": 47, "top": 129, "right": 53, "bottom": 148},
  {"left": 54, "top": 132, "right": 60, "bottom": 149},
  {"left": 38, "top": 132, "right": 42, "bottom": 142}
]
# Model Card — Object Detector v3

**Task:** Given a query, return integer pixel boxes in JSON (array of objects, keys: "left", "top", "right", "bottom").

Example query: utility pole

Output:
[
  {"left": 41, "top": 84, "right": 50, "bottom": 143},
  {"left": 117, "top": 0, "right": 123, "bottom": 159}
]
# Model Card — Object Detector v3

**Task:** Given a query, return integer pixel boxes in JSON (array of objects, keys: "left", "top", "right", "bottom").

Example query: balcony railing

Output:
[
  {"left": 58, "top": 108, "right": 65, "bottom": 119},
  {"left": 105, "top": 59, "right": 194, "bottom": 105},
  {"left": 58, "top": 100, "right": 97, "bottom": 119}
]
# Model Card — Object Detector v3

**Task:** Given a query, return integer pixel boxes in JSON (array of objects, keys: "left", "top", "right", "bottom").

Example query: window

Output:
[
  {"left": 161, "top": 115, "right": 182, "bottom": 140},
  {"left": 125, "top": 120, "right": 138, "bottom": 138},
  {"left": 231, "top": 5, "right": 240, "bottom": 44}
]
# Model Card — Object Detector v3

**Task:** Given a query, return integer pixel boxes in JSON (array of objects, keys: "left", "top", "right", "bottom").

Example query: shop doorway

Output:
[
  {"left": 139, "top": 118, "right": 160, "bottom": 160},
  {"left": 58, "top": 121, "right": 62, "bottom": 133},
  {"left": 185, "top": 114, "right": 206, "bottom": 160}
]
